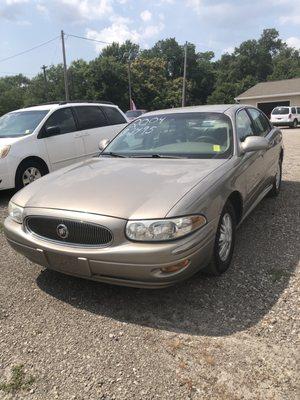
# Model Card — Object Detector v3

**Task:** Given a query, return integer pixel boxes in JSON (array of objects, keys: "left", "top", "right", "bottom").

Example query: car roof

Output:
[
  {"left": 12, "top": 102, "right": 119, "bottom": 113},
  {"left": 144, "top": 104, "right": 240, "bottom": 116}
]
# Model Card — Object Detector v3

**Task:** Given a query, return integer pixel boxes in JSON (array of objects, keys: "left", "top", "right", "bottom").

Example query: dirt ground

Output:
[{"left": 0, "top": 128, "right": 299, "bottom": 399}]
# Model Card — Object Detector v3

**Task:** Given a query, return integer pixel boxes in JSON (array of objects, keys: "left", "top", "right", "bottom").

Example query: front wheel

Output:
[
  {"left": 268, "top": 158, "right": 282, "bottom": 197},
  {"left": 204, "top": 201, "right": 236, "bottom": 275},
  {"left": 15, "top": 160, "right": 47, "bottom": 190}
]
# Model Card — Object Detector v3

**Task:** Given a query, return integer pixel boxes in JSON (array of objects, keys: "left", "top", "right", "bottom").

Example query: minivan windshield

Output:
[
  {"left": 272, "top": 107, "right": 289, "bottom": 115},
  {"left": 103, "top": 112, "right": 233, "bottom": 159},
  {"left": 0, "top": 110, "right": 49, "bottom": 138}
]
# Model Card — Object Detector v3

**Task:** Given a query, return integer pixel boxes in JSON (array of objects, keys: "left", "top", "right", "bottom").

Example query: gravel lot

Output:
[{"left": 0, "top": 129, "right": 299, "bottom": 400}]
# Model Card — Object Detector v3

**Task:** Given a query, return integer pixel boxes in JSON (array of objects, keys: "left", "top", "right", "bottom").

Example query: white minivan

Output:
[
  {"left": 270, "top": 106, "right": 300, "bottom": 128},
  {"left": 0, "top": 101, "right": 128, "bottom": 190}
]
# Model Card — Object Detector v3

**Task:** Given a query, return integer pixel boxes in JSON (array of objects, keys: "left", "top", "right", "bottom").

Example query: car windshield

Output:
[
  {"left": 125, "top": 110, "right": 144, "bottom": 118},
  {"left": 0, "top": 110, "right": 49, "bottom": 138},
  {"left": 272, "top": 107, "right": 289, "bottom": 115},
  {"left": 103, "top": 112, "right": 233, "bottom": 159}
]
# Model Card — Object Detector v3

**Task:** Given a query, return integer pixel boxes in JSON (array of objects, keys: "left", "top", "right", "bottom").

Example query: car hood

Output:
[
  {"left": 14, "top": 157, "right": 227, "bottom": 219},
  {"left": 0, "top": 136, "right": 22, "bottom": 145}
]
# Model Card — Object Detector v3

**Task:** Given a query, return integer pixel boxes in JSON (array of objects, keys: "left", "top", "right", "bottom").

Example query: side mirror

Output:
[
  {"left": 45, "top": 125, "right": 61, "bottom": 136},
  {"left": 240, "top": 136, "right": 269, "bottom": 153},
  {"left": 99, "top": 138, "right": 110, "bottom": 152}
]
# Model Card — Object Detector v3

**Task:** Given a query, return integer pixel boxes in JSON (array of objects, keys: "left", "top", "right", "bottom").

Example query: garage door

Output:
[{"left": 257, "top": 101, "right": 290, "bottom": 118}]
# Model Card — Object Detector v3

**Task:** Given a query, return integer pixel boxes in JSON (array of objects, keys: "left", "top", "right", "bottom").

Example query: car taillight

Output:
[{"left": 288, "top": 114, "right": 292, "bottom": 119}]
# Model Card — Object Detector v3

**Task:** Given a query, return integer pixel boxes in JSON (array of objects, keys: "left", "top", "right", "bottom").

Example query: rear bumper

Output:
[
  {"left": 271, "top": 121, "right": 294, "bottom": 127},
  {"left": 4, "top": 212, "right": 217, "bottom": 289}
]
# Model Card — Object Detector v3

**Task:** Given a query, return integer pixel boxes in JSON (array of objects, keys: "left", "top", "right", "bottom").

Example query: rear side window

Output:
[
  {"left": 44, "top": 108, "right": 76, "bottom": 135},
  {"left": 247, "top": 108, "right": 270, "bottom": 136},
  {"left": 103, "top": 106, "right": 126, "bottom": 125},
  {"left": 236, "top": 109, "right": 254, "bottom": 142},
  {"left": 74, "top": 106, "right": 107, "bottom": 130}
]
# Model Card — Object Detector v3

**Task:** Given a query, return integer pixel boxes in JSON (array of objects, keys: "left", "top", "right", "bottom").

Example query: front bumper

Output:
[
  {"left": 4, "top": 208, "right": 217, "bottom": 288},
  {"left": 0, "top": 158, "right": 14, "bottom": 190}
]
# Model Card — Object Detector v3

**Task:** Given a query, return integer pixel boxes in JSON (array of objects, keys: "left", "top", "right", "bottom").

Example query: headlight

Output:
[
  {"left": 0, "top": 145, "right": 11, "bottom": 159},
  {"left": 126, "top": 215, "right": 206, "bottom": 242},
  {"left": 8, "top": 202, "right": 24, "bottom": 224}
]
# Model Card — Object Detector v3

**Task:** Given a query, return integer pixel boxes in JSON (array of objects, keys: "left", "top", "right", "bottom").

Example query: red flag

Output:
[{"left": 130, "top": 99, "right": 137, "bottom": 111}]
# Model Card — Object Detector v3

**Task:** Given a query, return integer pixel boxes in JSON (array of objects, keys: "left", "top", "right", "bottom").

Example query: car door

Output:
[
  {"left": 247, "top": 107, "right": 281, "bottom": 187},
  {"left": 39, "top": 107, "right": 85, "bottom": 171},
  {"left": 236, "top": 109, "right": 265, "bottom": 209},
  {"left": 73, "top": 106, "right": 109, "bottom": 158},
  {"left": 102, "top": 106, "right": 128, "bottom": 140}
]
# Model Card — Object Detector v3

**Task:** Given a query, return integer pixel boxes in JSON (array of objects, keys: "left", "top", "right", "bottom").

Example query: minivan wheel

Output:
[
  {"left": 15, "top": 160, "right": 47, "bottom": 190},
  {"left": 204, "top": 201, "right": 236, "bottom": 276},
  {"left": 268, "top": 158, "right": 282, "bottom": 197},
  {"left": 290, "top": 119, "right": 298, "bottom": 129}
]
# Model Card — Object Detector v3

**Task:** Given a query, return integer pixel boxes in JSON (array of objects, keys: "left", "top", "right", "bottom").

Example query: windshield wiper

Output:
[
  {"left": 130, "top": 154, "right": 186, "bottom": 159},
  {"left": 102, "top": 152, "right": 127, "bottom": 158}
]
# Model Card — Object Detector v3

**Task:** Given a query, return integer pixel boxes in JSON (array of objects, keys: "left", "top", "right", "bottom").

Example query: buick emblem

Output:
[{"left": 56, "top": 224, "right": 69, "bottom": 239}]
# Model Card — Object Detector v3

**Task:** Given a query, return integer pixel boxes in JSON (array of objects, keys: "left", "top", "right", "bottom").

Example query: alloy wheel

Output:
[
  {"left": 22, "top": 167, "right": 42, "bottom": 186},
  {"left": 218, "top": 213, "right": 233, "bottom": 262}
]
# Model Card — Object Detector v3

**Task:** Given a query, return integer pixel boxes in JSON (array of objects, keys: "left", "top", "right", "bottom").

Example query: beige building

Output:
[{"left": 235, "top": 77, "right": 300, "bottom": 117}]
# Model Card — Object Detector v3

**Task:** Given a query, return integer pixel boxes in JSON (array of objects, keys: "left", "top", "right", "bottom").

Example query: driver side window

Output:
[
  {"left": 44, "top": 108, "right": 77, "bottom": 135},
  {"left": 236, "top": 109, "right": 254, "bottom": 142}
]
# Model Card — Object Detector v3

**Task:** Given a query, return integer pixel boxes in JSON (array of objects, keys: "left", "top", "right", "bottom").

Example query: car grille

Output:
[{"left": 25, "top": 216, "right": 113, "bottom": 247}]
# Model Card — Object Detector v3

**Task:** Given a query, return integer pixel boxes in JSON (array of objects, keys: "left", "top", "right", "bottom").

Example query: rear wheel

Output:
[
  {"left": 290, "top": 119, "right": 298, "bottom": 129},
  {"left": 204, "top": 201, "right": 236, "bottom": 275},
  {"left": 15, "top": 160, "right": 47, "bottom": 190}
]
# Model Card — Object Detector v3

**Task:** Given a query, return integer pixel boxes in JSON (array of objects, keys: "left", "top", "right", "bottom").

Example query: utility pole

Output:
[
  {"left": 41, "top": 64, "right": 48, "bottom": 101},
  {"left": 61, "top": 30, "right": 69, "bottom": 101},
  {"left": 127, "top": 53, "right": 132, "bottom": 110},
  {"left": 182, "top": 41, "right": 187, "bottom": 107}
]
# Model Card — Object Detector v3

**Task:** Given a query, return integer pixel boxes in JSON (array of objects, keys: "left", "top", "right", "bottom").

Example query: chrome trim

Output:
[{"left": 24, "top": 215, "right": 114, "bottom": 248}]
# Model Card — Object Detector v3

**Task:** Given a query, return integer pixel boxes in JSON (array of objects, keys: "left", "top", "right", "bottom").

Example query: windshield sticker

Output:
[
  {"left": 25, "top": 129, "right": 31, "bottom": 134},
  {"left": 213, "top": 145, "right": 221, "bottom": 152}
]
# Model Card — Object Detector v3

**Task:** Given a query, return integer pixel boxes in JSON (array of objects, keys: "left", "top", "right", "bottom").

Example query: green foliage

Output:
[
  {"left": 0, "top": 364, "right": 35, "bottom": 394},
  {"left": 0, "top": 29, "right": 299, "bottom": 115}
]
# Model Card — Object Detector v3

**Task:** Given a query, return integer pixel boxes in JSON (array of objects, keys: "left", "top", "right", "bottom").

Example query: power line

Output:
[
  {"left": 0, "top": 36, "right": 60, "bottom": 63},
  {"left": 67, "top": 33, "right": 112, "bottom": 46}
]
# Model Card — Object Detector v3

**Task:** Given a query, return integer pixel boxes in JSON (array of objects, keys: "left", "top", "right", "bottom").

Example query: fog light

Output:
[{"left": 160, "top": 259, "right": 190, "bottom": 273}]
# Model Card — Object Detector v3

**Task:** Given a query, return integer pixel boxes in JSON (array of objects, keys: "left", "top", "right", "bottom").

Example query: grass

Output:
[
  {"left": 0, "top": 365, "right": 35, "bottom": 394},
  {"left": 268, "top": 268, "right": 291, "bottom": 282}
]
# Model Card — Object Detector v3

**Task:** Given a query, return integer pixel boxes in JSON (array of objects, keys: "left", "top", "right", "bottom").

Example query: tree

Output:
[
  {"left": 101, "top": 41, "right": 140, "bottom": 63},
  {"left": 0, "top": 74, "right": 29, "bottom": 116}
]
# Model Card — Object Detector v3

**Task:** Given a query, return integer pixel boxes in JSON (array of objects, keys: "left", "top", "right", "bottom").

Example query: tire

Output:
[
  {"left": 204, "top": 201, "right": 236, "bottom": 276},
  {"left": 290, "top": 119, "right": 298, "bottom": 129},
  {"left": 15, "top": 159, "right": 48, "bottom": 190},
  {"left": 268, "top": 158, "right": 282, "bottom": 197}
]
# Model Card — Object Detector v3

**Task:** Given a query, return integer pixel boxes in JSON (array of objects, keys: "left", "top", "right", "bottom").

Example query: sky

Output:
[{"left": 0, "top": 0, "right": 300, "bottom": 78}]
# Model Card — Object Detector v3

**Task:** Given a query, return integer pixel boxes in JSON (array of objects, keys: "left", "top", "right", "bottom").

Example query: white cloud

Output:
[
  {"left": 5, "top": 0, "right": 28, "bottom": 4},
  {"left": 286, "top": 36, "right": 300, "bottom": 49},
  {"left": 86, "top": 17, "right": 164, "bottom": 51},
  {"left": 186, "top": 0, "right": 234, "bottom": 17},
  {"left": 223, "top": 46, "right": 234, "bottom": 54},
  {"left": 36, "top": 0, "right": 114, "bottom": 22},
  {"left": 280, "top": 14, "right": 300, "bottom": 25},
  {"left": 140, "top": 10, "right": 152, "bottom": 22},
  {"left": 87, "top": 23, "right": 141, "bottom": 51}
]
